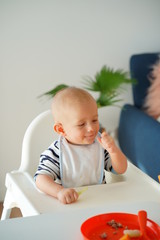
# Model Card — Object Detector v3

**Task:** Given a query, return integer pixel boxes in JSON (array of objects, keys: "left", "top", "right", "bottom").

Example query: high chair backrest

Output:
[{"left": 19, "top": 110, "right": 58, "bottom": 177}]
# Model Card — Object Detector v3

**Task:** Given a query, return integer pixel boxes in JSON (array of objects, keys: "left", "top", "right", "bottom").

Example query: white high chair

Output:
[
  {"left": 1, "top": 110, "right": 59, "bottom": 220},
  {"left": 1, "top": 109, "right": 127, "bottom": 220}
]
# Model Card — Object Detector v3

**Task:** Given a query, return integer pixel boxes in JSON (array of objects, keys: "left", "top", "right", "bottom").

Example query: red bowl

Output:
[{"left": 81, "top": 212, "right": 160, "bottom": 240}]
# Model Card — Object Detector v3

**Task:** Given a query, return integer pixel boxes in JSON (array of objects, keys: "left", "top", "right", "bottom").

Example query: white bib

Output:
[{"left": 59, "top": 135, "right": 104, "bottom": 188}]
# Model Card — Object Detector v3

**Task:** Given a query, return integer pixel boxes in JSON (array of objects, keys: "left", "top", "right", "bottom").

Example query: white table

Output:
[{"left": 1, "top": 162, "right": 160, "bottom": 239}]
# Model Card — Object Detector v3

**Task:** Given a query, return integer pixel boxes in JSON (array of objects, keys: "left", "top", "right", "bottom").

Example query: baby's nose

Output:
[{"left": 87, "top": 124, "right": 94, "bottom": 132}]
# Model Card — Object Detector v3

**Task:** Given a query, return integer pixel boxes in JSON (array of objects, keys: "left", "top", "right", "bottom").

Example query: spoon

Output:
[{"left": 138, "top": 210, "right": 150, "bottom": 240}]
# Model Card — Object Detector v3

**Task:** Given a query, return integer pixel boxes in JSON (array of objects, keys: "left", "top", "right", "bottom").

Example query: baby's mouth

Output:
[{"left": 85, "top": 134, "right": 95, "bottom": 140}]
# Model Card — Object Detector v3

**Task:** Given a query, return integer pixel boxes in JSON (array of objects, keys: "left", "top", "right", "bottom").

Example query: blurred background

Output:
[{"left": 0, "top": 0, "right": 160, "bottom": 201}]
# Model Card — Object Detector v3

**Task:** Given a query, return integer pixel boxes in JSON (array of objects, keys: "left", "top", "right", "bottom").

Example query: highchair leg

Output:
[
  {"left": 1, "top": 207, "right": 12, "bottom": 220},
  {"left": 1, "top": 190, "right": 17, "bottom": 220}
]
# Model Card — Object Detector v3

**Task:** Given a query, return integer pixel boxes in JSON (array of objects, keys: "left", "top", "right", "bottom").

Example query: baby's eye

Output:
[
  {"left": 93, "top": 119, "right": 98, "bottom": 123},
  {"left": 77, "top": 123, "right": 85, "bottom": 127}
]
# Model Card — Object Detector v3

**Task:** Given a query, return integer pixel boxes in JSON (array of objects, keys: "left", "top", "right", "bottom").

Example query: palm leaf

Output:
[
  {"left": 38, "top": 65, "right": 136, "bottom": 109},
  {"left": 83, "top": 65, "right": 136, "bottom": 94},
  {"left": 82, "top": 65, "right": 136, "bottom": 108},
  {"left": 38, "top": 84, "right": 69, "bottom": 99},
  {"left": 96, "top": 92, "right": 122, "bottom": 108}
]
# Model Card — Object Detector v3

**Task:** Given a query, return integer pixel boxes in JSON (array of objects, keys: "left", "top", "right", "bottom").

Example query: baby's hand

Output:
[
  {"left": 57, "top": 188, "right": 79, "bottom": 204},
  {"left": 98, "top": 131, "right": 116, "bottom": 153}
]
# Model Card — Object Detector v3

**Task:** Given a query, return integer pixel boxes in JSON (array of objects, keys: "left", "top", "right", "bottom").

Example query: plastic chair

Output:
[
  {"left": 2, "top": 109, "right": 142, "bottom": 220},
  {"left": 1, "top": 110, "right": 59, "bottom": 220}
]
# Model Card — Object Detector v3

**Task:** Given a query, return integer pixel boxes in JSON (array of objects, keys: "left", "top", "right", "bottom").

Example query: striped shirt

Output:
[{"left": 34, "top": 140, "right": 112, "bottom": 185}]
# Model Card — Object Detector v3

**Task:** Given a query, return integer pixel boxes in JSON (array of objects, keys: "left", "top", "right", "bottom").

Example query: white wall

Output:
[{"left": 0, "top": 0, "right": 160, "bottom": 201}]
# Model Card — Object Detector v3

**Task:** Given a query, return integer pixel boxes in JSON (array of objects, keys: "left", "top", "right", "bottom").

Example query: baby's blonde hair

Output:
[{"left": 51, "top": 87, "right": 96, "bottom": 122}]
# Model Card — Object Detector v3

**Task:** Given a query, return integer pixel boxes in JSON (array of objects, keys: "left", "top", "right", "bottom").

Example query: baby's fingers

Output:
[
  {"left": 57, "top": 188, "right": 78, "bottom": 204},
  {"left": 98, "top": 131, "right": 115, "bottom": 150},
  {"left": 66, "top": 189, "right": 79, "bottom": 204},
  {"left": 101, "top": 131, "right": 112, "bottom": 143}
]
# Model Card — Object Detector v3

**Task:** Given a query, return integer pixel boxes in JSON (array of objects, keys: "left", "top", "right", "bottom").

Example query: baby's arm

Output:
[
  {"left": 35, "top": 174, "right": 79, "bottom": 204},
  {"left": 98, "top": 131, "right": 127, "bottom": 174}
]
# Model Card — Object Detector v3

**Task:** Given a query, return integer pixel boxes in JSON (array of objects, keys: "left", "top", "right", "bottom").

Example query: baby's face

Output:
[{"left": 62, "top": 99, "right": 99, "bottom": 145}]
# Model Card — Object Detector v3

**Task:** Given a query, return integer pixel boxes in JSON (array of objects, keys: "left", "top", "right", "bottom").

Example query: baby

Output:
[{"left": 35, "top": 87, "right": 127, "bottom": 204}]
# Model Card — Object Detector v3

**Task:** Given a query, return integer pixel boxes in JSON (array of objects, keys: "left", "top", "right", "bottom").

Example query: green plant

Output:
[{"left": 39, "top": 65, "right": 136, "bottom": 108}]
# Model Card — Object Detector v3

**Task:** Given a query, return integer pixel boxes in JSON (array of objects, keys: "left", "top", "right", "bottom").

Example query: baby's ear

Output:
[{"left": 53, "top": 123, "right": 65, "bottom": 135}]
